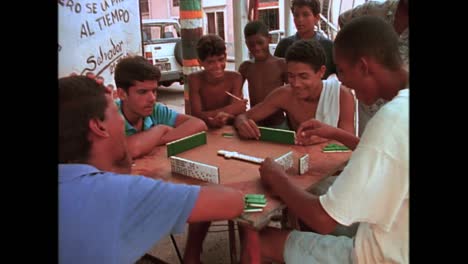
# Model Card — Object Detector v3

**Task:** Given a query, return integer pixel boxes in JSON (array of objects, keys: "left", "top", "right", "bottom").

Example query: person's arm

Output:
[
  {"left": 337, "top": 85, "right": 356, "bottom": 135},
  {"left": 210, "top": 72, "right": 246, "bottom": 116},
  {"left": 238, "top": 61, "right": 248, "bottom": 86},
  {"left": 160, "top": 113, "right": 207, "bottom": 144},
  {"left": 187, "top": 185, "right": 244, "bottom": 222},
  {"left": 189, "top": 73, "right": 247, "bottom": 128},
  {"left": 279, "top": 58, "right": 288, "bottom": 84},
  {"left": 296, "top": 119, "right": 359, "bottom": 150},
  {"left": 259, "top": 158, "right": 338, "bottom": 234},
  {"left": 234, "top": 87, "right": 285, "bottom": 139},
  {"left": 126, "top": 125, "right": 173, "bottom": 158}
]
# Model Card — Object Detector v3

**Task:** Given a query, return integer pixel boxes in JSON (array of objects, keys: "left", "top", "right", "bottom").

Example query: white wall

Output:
[{"left": 58, "top": 0, "right": 142, "bottom": 88}]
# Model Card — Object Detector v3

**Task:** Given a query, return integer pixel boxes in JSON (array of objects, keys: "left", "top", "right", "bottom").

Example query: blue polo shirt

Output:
[
  {"left": 59, "top": 164, "right": 200, "bottom": 264},
  {"left": 115, "top": 100, "right": 179, "bottom": 136}
]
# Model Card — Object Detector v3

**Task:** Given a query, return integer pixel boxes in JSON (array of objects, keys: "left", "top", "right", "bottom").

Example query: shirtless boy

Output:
[
  {"left": 188, "top": 34, "right": 247, "bottom": 128},
  {"left": 239, "top": 20, "right": 288, "bottom": 128},
  {"left": 235, "top": 39, "right": 355, "bottom": 144}
]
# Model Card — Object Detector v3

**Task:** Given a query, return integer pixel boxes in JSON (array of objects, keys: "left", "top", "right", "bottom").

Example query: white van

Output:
[{"left": 142, "top": 19, "right": 183, "bottom": 87}]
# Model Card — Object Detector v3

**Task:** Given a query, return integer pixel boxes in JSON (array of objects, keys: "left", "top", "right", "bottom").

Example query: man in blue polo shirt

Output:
[
  {"left": 59, "top": 76, "right": 244, "bottom": 264},
  {"left": 114, "top": 55, "right": 207, "bottom": 159}
]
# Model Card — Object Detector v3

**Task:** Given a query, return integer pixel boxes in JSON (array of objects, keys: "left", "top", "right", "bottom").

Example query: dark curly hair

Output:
[
  {"left": 285, "top": 39, "right": 326, "bottom": 72},
  {"left": 59, "top": 76, "right": 108, "bottom": 163},
  {"left": 334, "top": 16, "right": 402, "bottom": 71},
  {"left": 114, "top": 55, "right": 161, "bottom": 92},
  {"left": 244, "top": 20, "right": 269, "bottom": 38},
  {"left": 196, "top": 34, "right": 226, "bottom": 61},
  {"left": 291, "top": 0, "right": 321, "bottom": 15}
]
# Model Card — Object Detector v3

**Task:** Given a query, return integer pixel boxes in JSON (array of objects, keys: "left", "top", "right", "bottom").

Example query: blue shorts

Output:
[{"left": 284, "top": 230, "right": 354, "bottom": 263}]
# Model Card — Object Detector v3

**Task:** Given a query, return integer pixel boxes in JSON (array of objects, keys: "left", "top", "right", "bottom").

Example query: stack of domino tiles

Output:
[{"left": 244, "top": 194, "right": 267, "bottom": 213}]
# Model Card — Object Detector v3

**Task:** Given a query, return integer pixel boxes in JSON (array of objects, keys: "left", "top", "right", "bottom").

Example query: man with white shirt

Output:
[{"left": 243, "top": 16, "right": 409, "bottom": 264}]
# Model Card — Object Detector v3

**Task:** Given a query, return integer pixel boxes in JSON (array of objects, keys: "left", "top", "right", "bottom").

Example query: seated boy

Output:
[
  {"left": 239, "top": 20, "right": 288, "bottom": 128},
  {"left": 114, "top": 56, "right": 207, "bottom": 158},
  {"left": 188, "top": 34, "right": 247, "bottom": 128},
  {"left": 235, "top": 40, "right": 355, "bottom": 144}
]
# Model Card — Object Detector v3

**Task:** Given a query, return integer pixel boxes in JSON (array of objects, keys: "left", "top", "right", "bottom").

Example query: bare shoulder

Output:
[
  {"left": 225, "top": 70, "right": 243, "bottom": 81},
  {"left": 339, "top": 84, "right": 353, "bottom": 97},
  {"left": 187, "top": 71, "right": 203, "bottom": 91},
  {"left": 239, "top": 60, "right": 253, "bottom": 71},
  {"left": 188, "top": 71, "right": 203, "bottom": 82},
  {"left": 272, "top": 56, "right": 286, "bottom": 65}
]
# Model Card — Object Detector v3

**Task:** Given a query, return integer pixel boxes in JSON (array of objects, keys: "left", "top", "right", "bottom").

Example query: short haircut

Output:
[
  {"left": 59, "top": 76, "right": 108, "bottom": 163},
  {"left": 196, "top": 34, "right": 226, "bottom": 61},
  {"left": 334, "top": 16, "right": 402, "bottom": 71},
  {"left": 114, "top": 55, "right": 161, "bottom": 92},
  {"left": 291, "top": 0, "right": 321, "bottom": 15},
  {"left": 244, "top": 20, "right": 269, "bottom": 38},
  {"left": 285, "top": 39, "right": 326, "bottom": 72}
]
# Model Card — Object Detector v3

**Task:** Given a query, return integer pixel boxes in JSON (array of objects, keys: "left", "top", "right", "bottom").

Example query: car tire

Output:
[
  {"left": 174, "top": 40, "right": 183, "bottom": 66},
  {"left": 159, "top": 81, "right": 175, "bottom": 87}
]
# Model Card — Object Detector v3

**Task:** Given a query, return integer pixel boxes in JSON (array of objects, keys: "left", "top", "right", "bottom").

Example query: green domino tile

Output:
[
  {"left": 166, "top": 131, "right": 207, "bottom": 157},
  {"left": 245, "top": 194, "right": 265, "bottom": 200},
  {"left": 259, "top": 126, "right": 295, "bottom": 145},
  {"left": 245, "top": 197, "right": 267, "bottom": 204},
  {"left": 222, "top": 132, "right": 234, "bottom": 138},
  {"left": 323, "top": 143, "right": 349, "bottom": 151}
]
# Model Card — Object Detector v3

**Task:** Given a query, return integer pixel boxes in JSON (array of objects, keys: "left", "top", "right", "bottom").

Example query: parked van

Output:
[{"left": 142, "top": 19, "right": 184, "bottom": 87}]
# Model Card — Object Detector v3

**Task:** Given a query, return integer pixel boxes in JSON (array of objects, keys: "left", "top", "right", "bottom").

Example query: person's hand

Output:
[
  {"left": 234, "top": 115, "right": 260, "bottom": 139},
  {"left": 231, "top": 99, "right": 248, "bottom": 113},
  {"left": 295, "top": 119, "right": 336, "bottom": 145},
  {"left": 72, "top": 72, "right": 112, "bottom": 94},
  {"left": 207, "top": 112, "right": 234, "bottom": 128},
  {"left": 259, "top": 157, "right": 286, "bottom": 196}
]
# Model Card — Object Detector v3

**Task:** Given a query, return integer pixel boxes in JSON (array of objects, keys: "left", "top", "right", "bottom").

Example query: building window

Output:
[
  {"left": 259, "top": 8, "right": 279, "bottom": 31},
  {"left": 206, "top": 11, "right": 225, "bottom": 40},
  {"left": 139, "top": 0, "right": 149, "bottom": 17},
  {"left": 173, "top": 0, "right": 179, "bottom": 7}
]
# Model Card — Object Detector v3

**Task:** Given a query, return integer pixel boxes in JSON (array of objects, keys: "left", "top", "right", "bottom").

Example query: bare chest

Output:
[
  {"left": 285, "top": 101, "right": 318, "bottom": 130},
  {"left": 200, "top": 83, "right": 232, "bottom": 110},
  {"left": 247, "top": 65, "right": 284, "bottom": 105}
]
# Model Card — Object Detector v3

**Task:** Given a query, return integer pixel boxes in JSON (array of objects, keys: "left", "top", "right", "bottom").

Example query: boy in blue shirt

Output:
[
  {"left": 59, "top": 76, "right": 244, "bottom": 264},
  {"left": 114, "top": 56, "right": 207, "bottom": 158}
]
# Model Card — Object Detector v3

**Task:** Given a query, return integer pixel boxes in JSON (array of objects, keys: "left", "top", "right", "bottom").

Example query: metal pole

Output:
[
  {"left": 233, "top": 0, "right": 250, "bottom": 71},
  {"left": 285, "top": 0, "right": 295, "bottom": 37}
]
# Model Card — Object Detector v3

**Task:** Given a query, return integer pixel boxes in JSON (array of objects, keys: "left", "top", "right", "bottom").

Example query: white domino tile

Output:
[
  {"left": 274, "top": 151, "right": 293, "bottom": 170},
  {"left": 299, "top": 154, "right": 309, "bottom": 175},
  {"left": 170, "top": 156, "right": 220, "bottom": 184}
]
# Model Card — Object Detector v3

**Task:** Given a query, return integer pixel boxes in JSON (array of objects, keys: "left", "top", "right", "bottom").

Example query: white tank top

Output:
[{"left": 315, "top": 78, "right": 341, "bottom": 127}]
